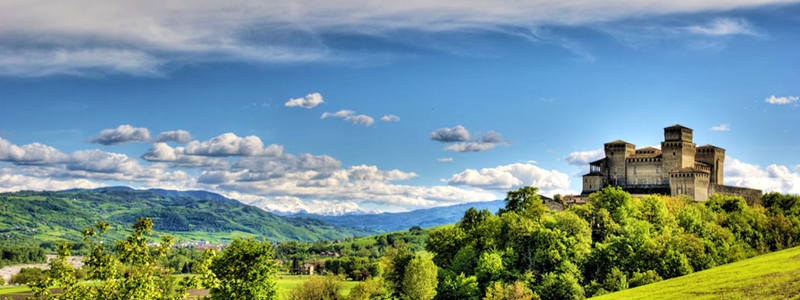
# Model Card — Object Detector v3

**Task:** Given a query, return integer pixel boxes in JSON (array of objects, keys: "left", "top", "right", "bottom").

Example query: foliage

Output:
[
  {"left": 348, "top": 277, "right": 389, "bottom": 300},
  {"left": 206, "top": 238, "right": 278, "bottom": 300},
  {"left": 288, "top": 274, "right": 346, "bottom": 300},
  {"left": 401, "top": 256, "right": 439, "bottom": 300},
  {"left": 9, "top": 267, "right": 48, "bottom": 285},
  {"left": 425, "top": 186, "right": 800, "bottom": 300},
  {"left": 0, "top": 246, "right": 47, "bottom": 268},
  {"left": 0, "top": 189, "right": 377, "bottom": 248}
]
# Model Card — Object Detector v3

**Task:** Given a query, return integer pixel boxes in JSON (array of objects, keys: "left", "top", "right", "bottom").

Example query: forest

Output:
[{"left": 12, "top": 186, "right": 800, "bottom": 300}]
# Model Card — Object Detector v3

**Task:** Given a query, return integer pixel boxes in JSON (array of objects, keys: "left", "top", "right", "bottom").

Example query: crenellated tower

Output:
[
  {"left": 661, "top": 125, "right": 697, "bottom": 184},
  {"left": 696, "top": 145, "right": 725, "bottom": 185}
]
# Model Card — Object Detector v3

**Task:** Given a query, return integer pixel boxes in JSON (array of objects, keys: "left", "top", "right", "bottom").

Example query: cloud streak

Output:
[{"left": 2, "top": 0, "right": 791, "bottom": 76}]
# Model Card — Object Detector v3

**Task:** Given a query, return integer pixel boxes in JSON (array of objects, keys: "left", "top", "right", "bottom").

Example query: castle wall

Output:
[
  {"left": 583, "top": 175, "right": 603, "bottom": 193},
  {"left": 696, "top": 147, "right": 725, "bottom": 185},
  {"left": 670, "top": 172, "right": 710, "bottom": 201},
  {"left": 604, "top": 143, "right": 635, "bottom": 186},
  {"left": 626, "top": 158, "right": 664, "bottom": 186},
  {"left": 710, "top": 184, "right": 763, "bottom": 205}
]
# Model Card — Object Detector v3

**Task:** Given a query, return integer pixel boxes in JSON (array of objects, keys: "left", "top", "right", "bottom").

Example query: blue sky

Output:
[{"left": 1, "top": 0, "right": 799, "bottom": 212}]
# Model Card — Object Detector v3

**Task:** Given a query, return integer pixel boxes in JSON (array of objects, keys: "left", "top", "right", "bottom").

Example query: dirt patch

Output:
[{"left": 0, "top": 255, "right": 83, "bottom": 285}]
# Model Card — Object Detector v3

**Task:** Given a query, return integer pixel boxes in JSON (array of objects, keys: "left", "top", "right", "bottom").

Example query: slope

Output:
[
  {"left": 592, "top": 245, "right": 800, "bottom": 300},
  {"left": 0, "top": 189, "right": 379, "bottom": 246}
]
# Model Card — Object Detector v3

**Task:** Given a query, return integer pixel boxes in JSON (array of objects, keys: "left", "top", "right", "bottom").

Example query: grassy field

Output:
[
  {"left": 0, "top": 274, "right": 359, "bottom": 298},
  {"left": 593, "top": 246, "right": 800, "bottom": 300}
]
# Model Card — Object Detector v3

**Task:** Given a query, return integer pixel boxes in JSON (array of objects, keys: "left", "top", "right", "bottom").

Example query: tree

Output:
[
  {"left": 348, "top": 277, "right": 388, "bottom": 300},
  {"left": 402, "top": 256, "right": 439, "bottom": 300},
  {"left": 498, "top": 187, "right": 546, "bottom": 218},
  {"left": 206, "top": 238, "right": 278, "bottom": 300},
  {"left": 289, "top": 274, "right": 345, "bottom": 300},
  {"left": 436, "top": 272, "right": 480, "bottom": 300},
  {"left": 483, "top": 281, "right": 539, "bottom": 300}
]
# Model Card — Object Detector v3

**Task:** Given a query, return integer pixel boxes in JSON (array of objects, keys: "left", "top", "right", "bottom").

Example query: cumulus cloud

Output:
[
  {"left": 321, "top": 110, "right": 355, "bottom": 119},
  {"left": 442, "top": 130, "right": 509, "bottom": 153},
  {"left": 686, "top": 18, "right": 755, "bottom": 36},
  {"left": 89, "top": 125, "right": 151, "bottom": 145},
  {"left": 725, "top": 157, "right": 800, "bottom": 195},
  {"left": 348, "top": 115, "right": 374, "bottom": 126},
  {"left": 380, "top": 115, "right": 400, "bottom": 122},
  {"left": 142, "top": 142, "right": 228, "bottom": 169},
  {"left": 0, "top": 136, "right": 69, "bottom": 165},
  {"left": 437, "top": 158, "right": 453, "bottom": 162},
  {"left": 2, "top": 0, "right": 791, "bottom": 76},
  {"left": 184, "top": 133, "right": 283, "bottom": 157},
  {"left": 564, "top": 148, "right": 605, "bottom": 177},
  {"left": 347, "top": 165, "right": 418, "bottom": 181},
  {"left": 285, "top": 93, "right": 324, "bottom": 108},
  {"left": 321, "top": 110, "right": 373, "bottom": 126},
  {"left": 765, "top": 95, "right": 799, "bottom": 105},
  {"left": 710, "top": 124, "right": 730, "bottom": 131},
  {"left": 0, "top": 173, "right": 107, "bottom": 193},
  {"left": 431, "top": 126, "right": 470, "bottom": 142},
  {"left": 447, "top": 163, "right": 573, "bottom": 196},
  {"left": 155, "top": 130, "right": 192, "bottom": 144}
]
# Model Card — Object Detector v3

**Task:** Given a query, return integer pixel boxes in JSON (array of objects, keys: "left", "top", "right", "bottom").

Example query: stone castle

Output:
[{"left": 581, "top": 125, "right": 762, "bottom": 203}]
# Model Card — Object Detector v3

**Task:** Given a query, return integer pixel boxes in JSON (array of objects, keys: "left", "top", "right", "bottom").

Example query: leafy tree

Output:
[
  {"left": 384, "top": 246, "right": 416, "bottom": 296},
  {"left": 348, "top": 277, "right": 389, "bottom": 300},
  {"left": 436, "top": 272, "right": 480, "bottom": 300},
  {"left": 289, "top": 274, "right": 345, "bottom": 300},
  {"left": 483, "top": 281, "right": 539, "bottom": 300},
  {"left": 402, "top": 256, "right": 439, "bottom": 300},
  {"left": 206, "top": 238, "right": 278, "bottom": 300},
  {"left": 628, "top": 270, "right": 662, "bottom": 288},
  {"left": 498, "top": 187, "right": 547, "bottom": 218}
]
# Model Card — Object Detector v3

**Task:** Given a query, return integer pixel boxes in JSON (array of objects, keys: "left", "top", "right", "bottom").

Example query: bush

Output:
[
  {"left": 9, "top": 267, "right": 48, "bottom": 285},
  {"left": 289, "top": 275, "right": 345, "bottom": 300}
]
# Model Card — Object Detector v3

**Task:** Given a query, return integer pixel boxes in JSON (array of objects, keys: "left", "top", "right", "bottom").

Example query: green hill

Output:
[
  {"left": 593, "top": 245, "right": 800, "bottom": 300},
  {"left": 0, "top": 189, "right": 379, "bottom": 247}
]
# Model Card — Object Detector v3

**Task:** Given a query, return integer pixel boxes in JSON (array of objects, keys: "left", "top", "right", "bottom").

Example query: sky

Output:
[{"left": 1, "top": 0, "right": 799, "bottom": 213}]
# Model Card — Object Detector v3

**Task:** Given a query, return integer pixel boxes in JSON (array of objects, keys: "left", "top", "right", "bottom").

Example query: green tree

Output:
[
  {"left": 206, "top": 238, "right": 278, "bottom": 300},
  {"left": 289, "top": 274, "right": 345, "bottom": 300},
  {"left": 348, "top": 277, "right": 388, "bottom": 300},
  {"left": 402, "top": 256, "right": 439, "bottom": 300}
]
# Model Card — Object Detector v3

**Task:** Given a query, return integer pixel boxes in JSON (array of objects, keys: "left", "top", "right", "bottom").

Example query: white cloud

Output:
[
  {"left": 321, "top": 110, "right": 373, "bottom": 126},
  {"left": 437, "top": 158, "right": 453, "bottom": 162},
  {"left": 348, "top": 115, "right": 374, "bottom": 126},
  {"left": 155, "top": 130, "right": 192, "bottom": 144},
  {"left": 710, "top": 124, "right": 730, "bottom": 131},
  {"left": 285, "top": 93, "right": 324, "bottom": 109},
  {"left": 89, "top": 125, "right": 151, "bottom": 145},
  {"left": 564, "top": 149, "right": 604, "bottom": 166},
  {"left": 184, "top": 133, "right": 283, "bottom": 157},
  {"left": 142, "top": 142, "right": 229, "bottom": 169},
  {"left": 347, "top": 165, "right": 418, "bottom": 181},
  {"left": 0, "top": 136, "right": 69, "bottom": 165},
  {"left": 447, "top": 163, "right": 573, "bottom": 196},
  {"left": 444, "top": 141, "right": 502, "bottom": 152},
  {"left": 431, "top": 126, "right": 470, "bottom": 142},
  {"left": 765, "top": 95, "right": 799, "bottom": 105},
  {"left": 724, "top": 157, "right": 800, "bottom": 195},
  {"left": 0, "top": 173, "right": 106, "bottom": 193},
  {"left": 240, "top": 194, "right": 381, "bottom": 215},
  {"left": 1, "top": 0, "right": 791, "bottom": 76},
  {"left": 380, "top": 115, "right": 400, "bottom": 122},
  {"left": 321, "top": 110, "right": 355, "bottom": 119},
  {"left": 686, "top": 18, "right": 755, "bottom": 36}
]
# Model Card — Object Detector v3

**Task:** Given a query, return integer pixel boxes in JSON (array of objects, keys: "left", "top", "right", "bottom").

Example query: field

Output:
[
  {"left": 0, "top": 274, "right": 359, "bottom": 299},
  {"left": 593, "top": 246, "right": 800, "bottom": 300}
]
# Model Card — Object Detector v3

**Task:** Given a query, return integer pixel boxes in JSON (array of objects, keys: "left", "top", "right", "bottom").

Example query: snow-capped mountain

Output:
[{"left": 242, "top": 196, "right": 381, "bottom": 216}]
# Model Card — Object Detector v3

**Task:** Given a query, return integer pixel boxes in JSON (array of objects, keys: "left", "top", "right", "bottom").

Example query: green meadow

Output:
[{"left": 593, "top": 245, "right": 800, "bottom": 300}]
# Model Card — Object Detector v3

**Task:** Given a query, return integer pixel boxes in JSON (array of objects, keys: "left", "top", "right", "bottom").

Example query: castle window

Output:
[
  {"left": 634, "top": 178, "right": 638, "bottom": 185},
  {"left": 633, "top": 167, "right": 637, "bottom": 174},
  {"left": 645, "top": 178, "right": 648, "bottom": 185},
  {"left": 657, "top": 178, "right": 662, "bottom": 184},
  {"left": 657, "top": 167, "right": 660, "bottom": 173},
  {"left": 673, "top": 152, "right": 676, "bottom": 156}
]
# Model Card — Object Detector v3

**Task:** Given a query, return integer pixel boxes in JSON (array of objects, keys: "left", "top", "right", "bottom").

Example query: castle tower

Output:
[
  {"left": 696, "top": 145, "right": 725, "bottom": 185},
  {"left": 661, "top": 125, "right": 697, "bottom": 183},
  {"left": 604, "top": 140, "right": 635, "bottom": 186}
]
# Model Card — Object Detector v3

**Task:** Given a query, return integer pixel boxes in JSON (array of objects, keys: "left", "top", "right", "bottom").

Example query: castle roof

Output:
[
  {"left": 583, "top": 171, "right": 604, "bottom": 177},
  {"left": 589, "top": 158, "right": 606, "bottom": 165},
  {"left": 698, "top": 144, "right": 725, "bottom": 150},
  {"left": 605, "top": 140, "right": 632, "bottom": 145},
  {"left": 665, "top": 124, "right": 691, "bottom": 130}
]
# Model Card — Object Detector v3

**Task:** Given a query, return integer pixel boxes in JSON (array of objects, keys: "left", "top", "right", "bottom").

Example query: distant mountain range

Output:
[{"left": 288, "top": 200, "right": 506, "bottom": 232}]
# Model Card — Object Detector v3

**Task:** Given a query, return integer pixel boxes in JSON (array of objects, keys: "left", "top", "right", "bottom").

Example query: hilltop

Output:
[{"left": 0, "top": 189, "right": 379, "bottom": 247}]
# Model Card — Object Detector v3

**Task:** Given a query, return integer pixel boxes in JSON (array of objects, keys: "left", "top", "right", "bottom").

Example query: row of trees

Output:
[{"left": 425, "top": 186, "right": 800, "bottom": 300}]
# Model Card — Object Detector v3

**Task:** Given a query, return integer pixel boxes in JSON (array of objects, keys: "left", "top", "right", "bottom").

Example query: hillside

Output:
[
  {"left": 290, "top": 200, "right": 504, "bottom": 232},
  {"left": 593, "top": 245, "right": 800, "bottom": 300},
  {"left": 0, "top": 189, "right": 379, "bottom": 246}
]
